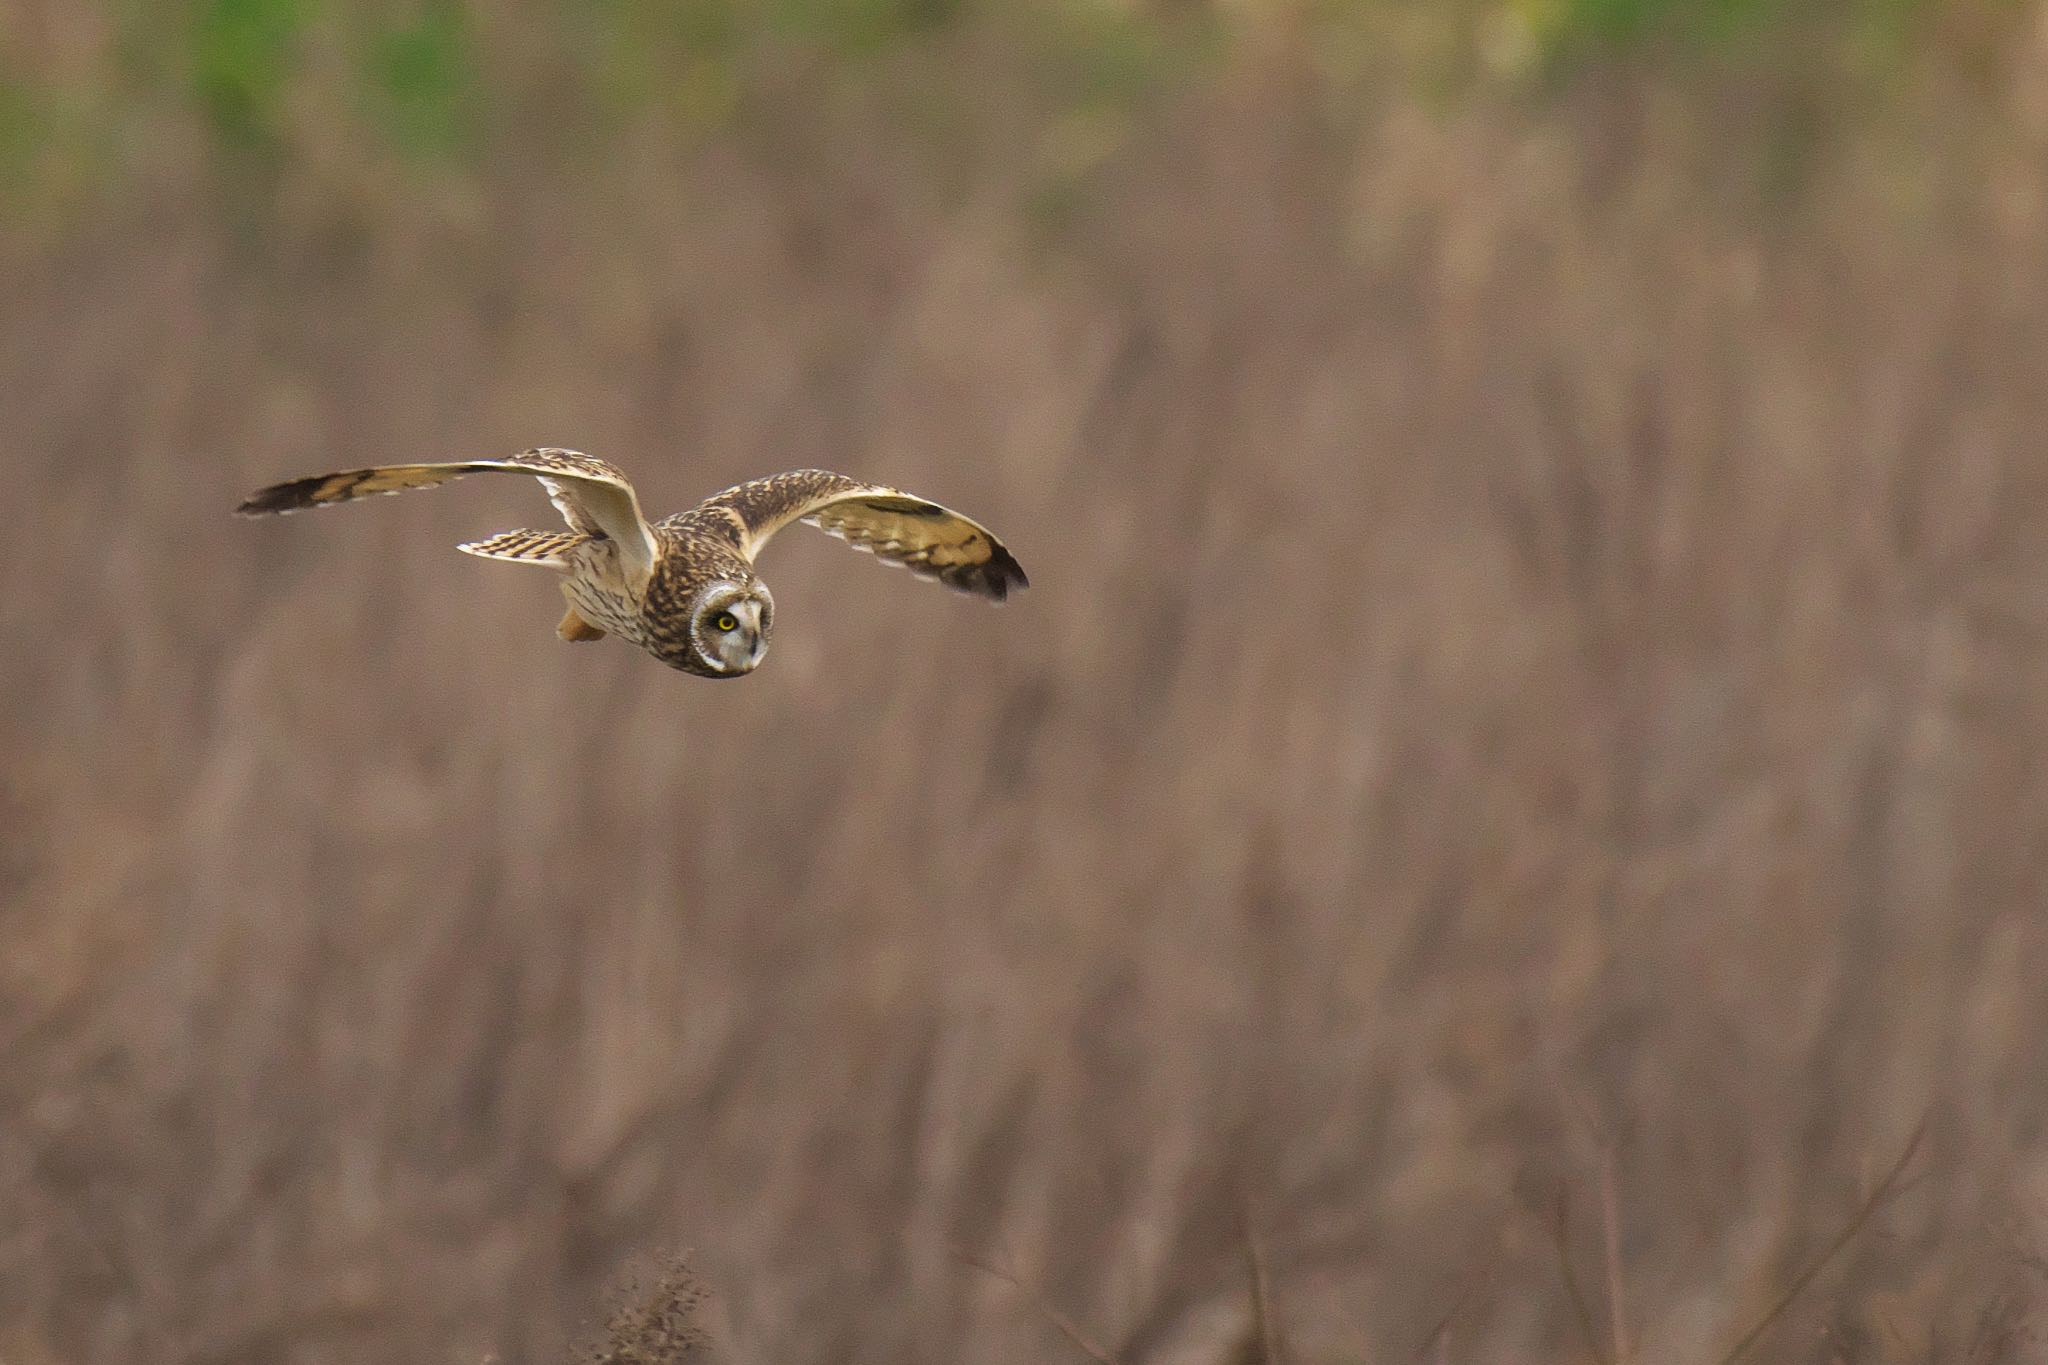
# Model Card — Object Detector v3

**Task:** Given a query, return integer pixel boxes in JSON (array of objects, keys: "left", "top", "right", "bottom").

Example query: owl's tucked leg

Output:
[{"left": 557, "top": 607, "right": 606, "bottom": 642}]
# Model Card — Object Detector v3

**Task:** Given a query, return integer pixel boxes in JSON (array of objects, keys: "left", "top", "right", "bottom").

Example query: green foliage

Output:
[
  {"left": 1037, "top": 0, "right": 1212, "bottom": 110},
  {"left": 1532, "top": 0, "right": 1757, "bottom": 48},
  {"left": 190, "top": 0, "right": 315, "bottom": 144},
  {"left": 566, "top": 0, "right": 970, "bottom": 138},
  {"left": 1494, "top": 0, "right": 1932, "bottom": 68},
  {"left": 764, "top": 0, "right": 967, "bottom": 55},
  {"left": 0, "top": 78, "right": 44, "bottom": 208},
  {"left": 0, "top": 0, "right": 2005, "bottom": 204},
  {"left": 0, "top": 66, "right": 124, "bottom": 220},
  {"left": 361, "top": 1, "right": 476, "bottom": 157}
]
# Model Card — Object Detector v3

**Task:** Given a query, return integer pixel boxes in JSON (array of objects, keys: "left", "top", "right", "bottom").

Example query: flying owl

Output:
[{"left": 236, "top": 450, "right": 1027, "bottom": 677}]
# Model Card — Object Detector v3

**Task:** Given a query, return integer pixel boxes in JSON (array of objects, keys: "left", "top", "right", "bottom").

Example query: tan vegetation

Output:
[
  {"left": 7, "top": 5, "right": 2048, "bottom": 1362},
  {"left": 577, "top": 1255, "right": 715, "bottom": 1364}
]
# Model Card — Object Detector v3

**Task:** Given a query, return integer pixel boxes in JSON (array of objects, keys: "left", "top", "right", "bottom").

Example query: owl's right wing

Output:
[
  {"left": 698, "top": 469, "right": 1028, "bottom": 601},
  {"left": 236, "top": 447, "right": 659, "bottom": 588}
]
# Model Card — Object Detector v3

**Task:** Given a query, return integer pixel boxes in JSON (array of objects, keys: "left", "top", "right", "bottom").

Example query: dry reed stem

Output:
[
  {"left": 1550, "top": 1191, "right": 1614, "bottom": 1365},
  {"left": 1241, "top": 1201, "right": 1287, "bottom": 1365},
  {"left": 951, "top": 1245, "right": 1122, "bottom": 1365},
  {"left": 1599, "top": 1147, "right": 1629, "bottom": 1364},
  {"left": 1713, "top": 1120, "right": 1930, "bottom": 1365}
]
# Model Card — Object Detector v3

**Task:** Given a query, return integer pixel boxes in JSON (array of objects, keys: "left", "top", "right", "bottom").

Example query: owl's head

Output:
[{"left": 685, "top": 578, "right": 775, "bottom": 677}]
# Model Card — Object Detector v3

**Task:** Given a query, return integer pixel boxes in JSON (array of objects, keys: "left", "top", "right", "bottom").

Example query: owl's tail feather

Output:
[{"left": 455, "top": 528, "right": 588, "bottom": 568}]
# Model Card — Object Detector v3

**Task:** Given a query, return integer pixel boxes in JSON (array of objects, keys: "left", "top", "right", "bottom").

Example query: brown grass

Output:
[{"left": 7, "top": 15, "right": 2048, "bottom": 1365}]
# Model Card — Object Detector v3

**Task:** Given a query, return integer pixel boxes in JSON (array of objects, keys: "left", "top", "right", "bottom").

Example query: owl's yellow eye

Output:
[{"left": 714, "top": 613, "right": 738, "bottom": 632}]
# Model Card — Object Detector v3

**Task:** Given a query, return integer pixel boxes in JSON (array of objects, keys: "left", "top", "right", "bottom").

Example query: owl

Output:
[{"left": 237, "top": 450, "right": 1027, "bottom": 677}]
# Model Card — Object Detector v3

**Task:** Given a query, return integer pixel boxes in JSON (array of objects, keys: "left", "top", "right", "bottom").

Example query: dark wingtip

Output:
[
  {"left": 979, "top": 542, "right": 1029, "bottom": 602},
  {"left": 236, "top": 479, "right": 312, "bottom": 517},
  {"left": 932, "top": 540, "right": 1029, "bottom": 601}
]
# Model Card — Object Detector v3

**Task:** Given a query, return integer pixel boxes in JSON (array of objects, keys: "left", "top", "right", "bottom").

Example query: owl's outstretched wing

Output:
[
  {"left": 698, "top": 469, "right": 1028, "bottom": 601},
  {"left": 236, "top": 448, "right": 659, "bottom": 587}
]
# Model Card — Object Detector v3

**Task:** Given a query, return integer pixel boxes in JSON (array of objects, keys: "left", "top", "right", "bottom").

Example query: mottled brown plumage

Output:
[{"left": 236, "top": 450, "right": 1027, "bottom": 678}]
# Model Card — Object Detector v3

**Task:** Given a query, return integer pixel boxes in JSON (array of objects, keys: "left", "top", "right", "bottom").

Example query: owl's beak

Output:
[{"left": 741, "top": 599, "right": 768, "bottom": 668}]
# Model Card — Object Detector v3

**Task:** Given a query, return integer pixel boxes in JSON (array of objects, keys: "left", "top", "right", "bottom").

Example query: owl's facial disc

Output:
[{"left": 690, "top": 581, "right": 773, "bottom": 675}]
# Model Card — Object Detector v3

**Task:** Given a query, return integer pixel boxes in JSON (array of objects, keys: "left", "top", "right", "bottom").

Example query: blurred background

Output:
[{"left": 6, "top": 1, "right": 2048, "bottom": 1361}]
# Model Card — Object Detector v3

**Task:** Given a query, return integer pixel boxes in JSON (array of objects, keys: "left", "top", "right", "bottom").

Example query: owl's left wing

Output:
[
  {"left": 236, "top": 448, "right": 660, "bottom": 588},
  {"left": 699, "top": 469, "right": 1028, "bottom": 601}
]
